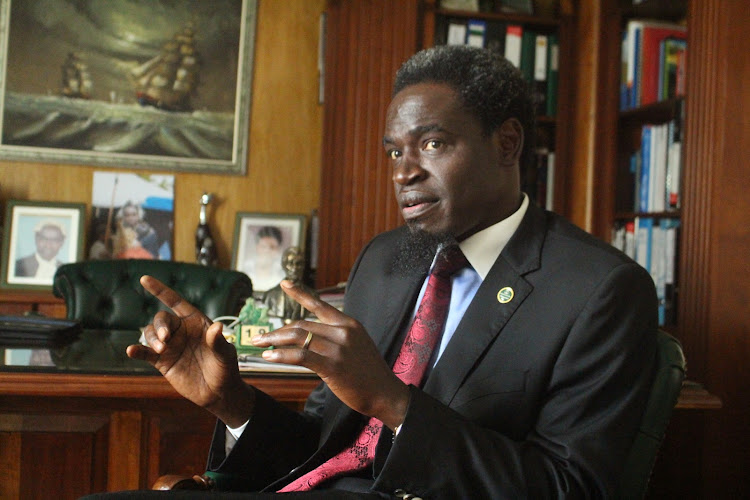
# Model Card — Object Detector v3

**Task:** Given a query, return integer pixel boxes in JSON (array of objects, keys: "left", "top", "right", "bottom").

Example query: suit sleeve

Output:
[{"left": 372, "top": 262, "right": 658, "bottom": 499}]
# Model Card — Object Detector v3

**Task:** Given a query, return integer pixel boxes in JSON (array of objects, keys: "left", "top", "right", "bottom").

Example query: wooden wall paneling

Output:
[
  {"left": 564, "top": 0, "right": 618, "bottom": 233},
  {"left": 316, "top": 0, "right": 420, "bottom": 288},
  {"left": 548, "top": 7, "right": 576, "bottom": 218},
  {"left": 678, "top": 0, "right": 718, "bottom": 385},
  {"left": 0, "top": 413, "right": 109, "bottom": 499},
  {"left": 0, "top": 432, "right": 21, "bottom": 500},
  {"left": 144, "top": 411, "right": 215, "bottom": 489},
  {"left": 107, "top": 411, "right": 143, "bottom": 492},
  {"left": 0, "top": 0, "right": 324, "bottom": 268},
  {"left": 681, "top": 0, "right": 750, "bottom": 496}
]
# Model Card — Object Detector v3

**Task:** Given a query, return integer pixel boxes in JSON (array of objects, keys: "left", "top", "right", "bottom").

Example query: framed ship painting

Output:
[{"left": 0, "top": 0, "right": 257, "bottom": 174}]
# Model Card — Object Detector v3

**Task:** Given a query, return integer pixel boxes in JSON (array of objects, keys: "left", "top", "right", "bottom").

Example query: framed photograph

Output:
[
  {"left": 89, "top": 171, "right": 175, "bottom": 261},
  {"left": 0, "top": 0, "right": 258, "bottom": 175},
  {"left": 232, "top": 213, "right": 307, "bottom": 294},
  {"left": 1, "top": 200, "right": 86, "bottom": 290}
]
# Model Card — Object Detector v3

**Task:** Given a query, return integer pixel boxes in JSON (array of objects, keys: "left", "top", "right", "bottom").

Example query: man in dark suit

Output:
[
  {"left": 121, "top": 45, "right": 657, "bottom": 499},
  {"left": 14, "top": 220, "right": 66, "bottom": 279}
]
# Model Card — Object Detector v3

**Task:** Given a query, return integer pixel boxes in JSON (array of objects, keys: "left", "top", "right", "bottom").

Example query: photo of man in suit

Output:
[
  {"left": 103, "top": 45, "right": 658, "bottom": 499},
  {"left": 14, "top": 220, "right": 67, "bottom": 279}
]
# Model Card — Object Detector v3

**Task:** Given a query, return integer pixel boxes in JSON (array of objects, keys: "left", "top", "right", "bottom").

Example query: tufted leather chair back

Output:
[{"left": 53, "top": 260, "right": 253, "bottom": 331}]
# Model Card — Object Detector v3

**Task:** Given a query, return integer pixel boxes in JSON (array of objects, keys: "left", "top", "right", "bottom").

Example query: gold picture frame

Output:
[{"left": 0, "top": 0, "right": 257, "bottom": 174}]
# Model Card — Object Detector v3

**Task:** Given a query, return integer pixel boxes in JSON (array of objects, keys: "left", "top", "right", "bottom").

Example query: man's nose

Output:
[{"left": 392, "top": 154, "right": 425, "bottom": 185}]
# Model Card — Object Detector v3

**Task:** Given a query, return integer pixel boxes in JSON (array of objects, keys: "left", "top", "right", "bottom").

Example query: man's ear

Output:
[{"left": 495, "top": 117, "right": 524, "bottom": 167}]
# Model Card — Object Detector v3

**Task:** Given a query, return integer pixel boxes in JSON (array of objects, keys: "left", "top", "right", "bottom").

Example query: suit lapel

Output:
[{"left": 422, "top": 203, "right": 547, "bottom": 405}]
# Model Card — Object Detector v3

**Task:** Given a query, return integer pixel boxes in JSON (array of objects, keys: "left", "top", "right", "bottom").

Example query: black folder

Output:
[{"left": 0, "top": 315, "right": 81, "bottom": 346}]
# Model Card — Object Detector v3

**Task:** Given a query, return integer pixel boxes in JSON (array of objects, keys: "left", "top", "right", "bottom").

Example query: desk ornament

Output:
[
  {"left": 195, "top": 192, "right": 218, "bottom": 266},
  {"left": 234, "top": 297, "right": 274, "bottom": 357},
  {"left": 262, "top": 246, "right": 318, "bottom": 324}
]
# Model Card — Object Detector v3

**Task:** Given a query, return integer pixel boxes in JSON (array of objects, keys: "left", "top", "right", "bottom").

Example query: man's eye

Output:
[
  {"left": 424, "top": 140, "right": 442, "bottom": 150},
  {"left": 388, "top": 150, "right": 401, "bottom": 160}
]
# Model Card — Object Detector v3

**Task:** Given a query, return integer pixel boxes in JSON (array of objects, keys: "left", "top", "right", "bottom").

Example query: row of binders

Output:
[
  {"left": 621, "top": 19, "right": 687, "bottom": 111},
  {"left": 612, "top": 217, "right": 679, "bottom": 327},
  {"left": 629, "top": 99, "right": 684, "bottom": 213},
  {"left": 442, "top": 18, "right": 559, "bottom": 117}
]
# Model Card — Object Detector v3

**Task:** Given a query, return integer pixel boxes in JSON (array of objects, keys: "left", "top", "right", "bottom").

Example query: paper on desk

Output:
[{"left": 238, "top": 355, "right": 314, "bottom": 374}]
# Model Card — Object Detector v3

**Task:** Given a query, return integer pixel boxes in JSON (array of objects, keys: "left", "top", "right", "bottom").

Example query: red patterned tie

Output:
[{"left": 279, "top": 245, "right": 469, "bottom": 492}]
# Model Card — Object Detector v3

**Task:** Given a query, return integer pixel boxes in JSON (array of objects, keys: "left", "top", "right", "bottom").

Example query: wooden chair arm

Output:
[{"left": 152, "top": 474, "right": 215, "bottom": 491}]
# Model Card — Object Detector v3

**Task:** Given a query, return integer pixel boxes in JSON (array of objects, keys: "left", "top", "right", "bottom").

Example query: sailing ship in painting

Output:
[
  {"left": 61, "top": 52, "right": 93, "bottom": 99},
  {"left": 131, "top": 23, "right": 200, "bottom": 112}
]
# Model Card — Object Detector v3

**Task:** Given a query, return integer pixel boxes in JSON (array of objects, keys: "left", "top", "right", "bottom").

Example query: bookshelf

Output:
[
  {"left": 586, "top": 0, "right": 750, "bottom": 495},
  {"left": 419, "top": 0, "right": 575, "bottom": 213}
]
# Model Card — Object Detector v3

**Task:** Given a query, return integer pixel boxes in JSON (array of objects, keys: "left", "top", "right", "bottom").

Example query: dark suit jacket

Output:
[
  {"left": 15, "top": 254, "right": 62, "bottom": 278},
  {"left": 208, "top": 203, "right": 658, "bottom": 499}
]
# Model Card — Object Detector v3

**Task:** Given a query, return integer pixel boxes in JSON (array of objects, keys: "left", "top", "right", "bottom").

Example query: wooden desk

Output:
[
  {"left": 0, "top": 327, "right": 721, "bottom": 499},
  {"left": 0, "top": 329, "right": 320, "bottom": 500}
]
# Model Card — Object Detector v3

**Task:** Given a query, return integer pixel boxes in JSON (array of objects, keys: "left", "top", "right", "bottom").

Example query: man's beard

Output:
[{"left": 392, "top": 225, "right": 456, "bottom": 275}]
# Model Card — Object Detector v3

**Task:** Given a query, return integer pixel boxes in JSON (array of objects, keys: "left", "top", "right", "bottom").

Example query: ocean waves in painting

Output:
[{"left": 2, "top": 91, "right": 234, "bottom": 160}]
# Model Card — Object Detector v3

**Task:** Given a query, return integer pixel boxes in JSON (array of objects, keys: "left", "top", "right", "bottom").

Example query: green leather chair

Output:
[
  {"left": 617, "top": 329, "right": 686, "bottom": 499},
  {"left": 52, "top": 259, "right": 253, "bottom": 330}
]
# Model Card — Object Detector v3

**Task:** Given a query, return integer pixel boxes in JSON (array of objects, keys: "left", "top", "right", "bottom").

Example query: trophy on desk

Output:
[{"left": 196, "top": 192, "right": 218, "bottom": 267}]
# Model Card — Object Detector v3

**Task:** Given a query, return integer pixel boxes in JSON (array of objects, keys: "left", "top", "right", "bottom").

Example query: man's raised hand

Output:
[{"left": 126, "top": 275, "right": 254, "bottom": 428}]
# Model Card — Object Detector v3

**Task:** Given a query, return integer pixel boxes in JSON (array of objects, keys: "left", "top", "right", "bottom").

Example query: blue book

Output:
[
  {"left": 639, "top": 125, "right": 652, "bottom": 212},
  {"left": 635, "top": 217, "right": 654, "bottom": 274}
]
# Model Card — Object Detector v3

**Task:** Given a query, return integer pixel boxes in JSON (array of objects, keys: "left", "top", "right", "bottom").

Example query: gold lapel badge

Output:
[{"left": 497, "top": 287, "right": 514, "bottom": 304}]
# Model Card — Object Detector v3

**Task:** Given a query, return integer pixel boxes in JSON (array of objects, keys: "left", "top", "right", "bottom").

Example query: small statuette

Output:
[{"left": 196, "top": 192, "right": 218, "bottom": 266}]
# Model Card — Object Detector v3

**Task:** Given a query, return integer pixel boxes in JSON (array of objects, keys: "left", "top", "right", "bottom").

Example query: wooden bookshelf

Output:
[{"left": 577, "top": 0, "right": 750, "bottom": 496}]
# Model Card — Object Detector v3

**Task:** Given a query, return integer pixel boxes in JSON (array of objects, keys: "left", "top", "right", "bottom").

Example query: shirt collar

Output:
[{"left": 458, "top": 193, "right": 529, "bottom": 280}]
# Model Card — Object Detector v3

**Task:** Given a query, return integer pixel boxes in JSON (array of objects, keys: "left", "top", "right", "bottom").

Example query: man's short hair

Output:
[
  {"left": 393, "top": 45, "right": 537, "bottom": 170},
  {"left": 34, "top": 219, "right": 66, "bottom": 238}
]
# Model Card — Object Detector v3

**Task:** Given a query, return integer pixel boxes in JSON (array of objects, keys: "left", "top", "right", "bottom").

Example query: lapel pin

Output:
[{"left": 497, "top": 287, "right": 514, "bottom": 304}]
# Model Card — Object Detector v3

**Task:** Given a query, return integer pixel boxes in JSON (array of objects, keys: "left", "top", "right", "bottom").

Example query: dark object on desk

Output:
[
  {"left": 52, "top": 259, "right": 253, "bottom": 330},
  {"left": 617, "top": 330, "right": 686, "bottom": 499},
  {"left": 0, "top": 314, "right": 81, "bottom": 346}
]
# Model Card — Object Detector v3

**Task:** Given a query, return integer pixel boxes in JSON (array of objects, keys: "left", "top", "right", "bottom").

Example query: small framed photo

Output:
[
  {"left": 232, "top": 213, "right": 307, "bottom": 294},
  {"left": 1, "top": 200, "right": 86, "bottom": 290}
]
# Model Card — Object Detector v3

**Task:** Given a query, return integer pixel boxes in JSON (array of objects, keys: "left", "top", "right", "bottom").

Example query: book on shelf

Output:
[
  {"left": 446, "top": 20, "right": 468, "bottom": 45},
  {"left": 444, "top": 18, "right": 505, "bottom": 55},
  {"left": 532, "top": 33, "right": 549, "bottom": 113},
  {"left": 466, "top": 18, "right": 487, "bottom": 47},
  {"left": 611, "top": 217, "right": 679, "bottom": 327},
  {"left": 633, "top": 113, "right": 682, "bottom": 213},
  {"left": 519, "top": 29, "right": 536, "bottom": 83},
  {"left": 639, "top": 125, "right": 652, "bottom": 213},
  {"left": 546, "top": 33, "right": 559, "bottom": 116},
  {"left": 504, "top": 25, "right": 523, "bottom": 68},
  {"left": 658, "top": 37, "right": 687, "bottom": 101},
  {"left": 662, "top": 218, "right": 680, "bottom": 325},
  {"left": 666, "top": 99, "right": 684, "bottom": 209},
  {"left": 635, "top": 216, "right": 653, "bottom": 272},
  {"left": 622, "top": 19, "right": 687, "bottom": 110}
]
